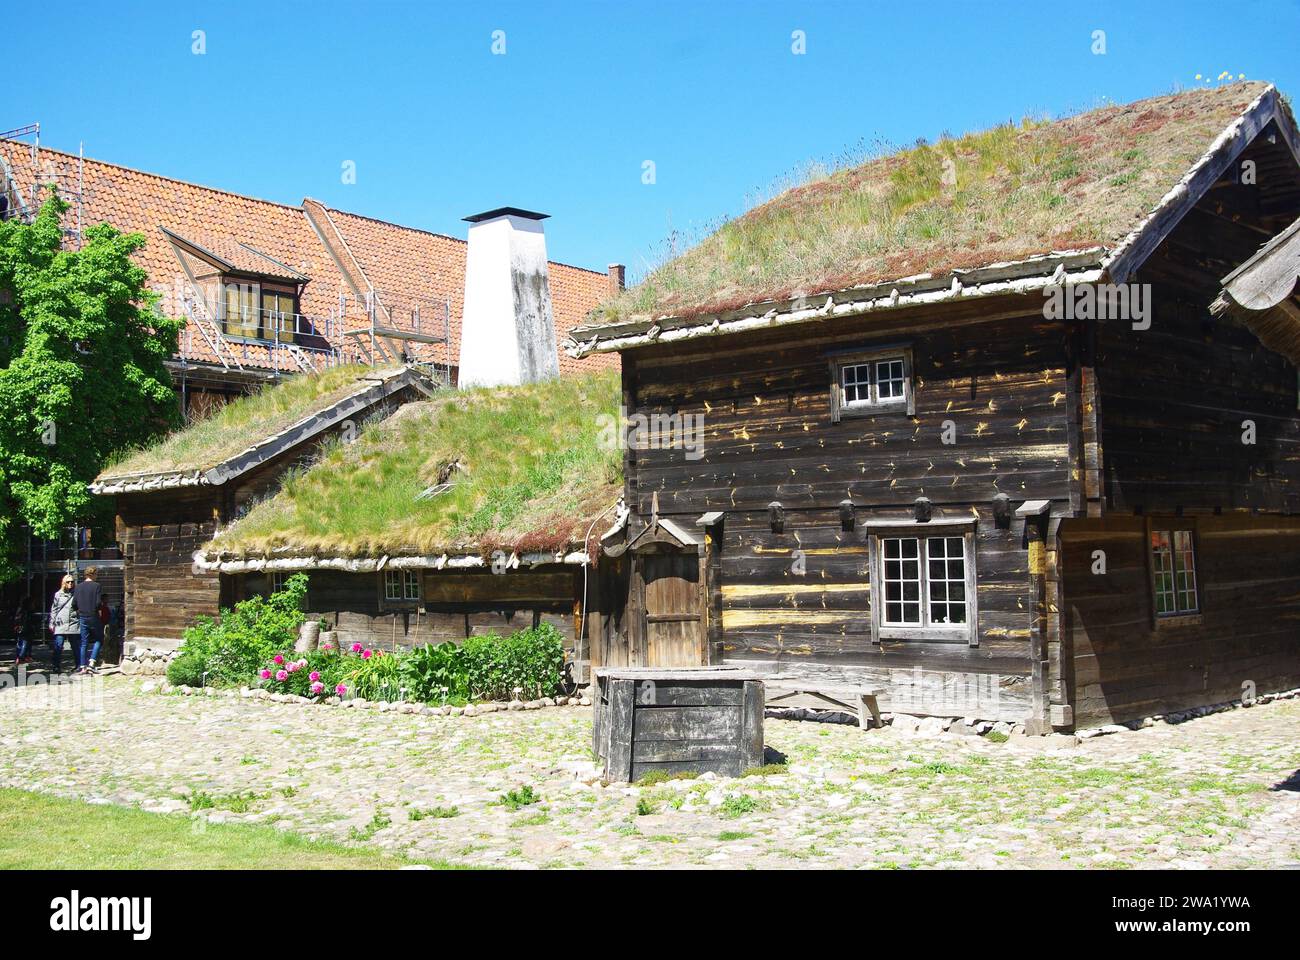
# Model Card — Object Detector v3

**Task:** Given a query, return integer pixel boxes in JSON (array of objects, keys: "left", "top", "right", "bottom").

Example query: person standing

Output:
[
  {"left": 49, "top": 575, "right": 79, "bottom": 673},
  {"left": 11, "top": 597, "right": 32, "bottom": 665},
  {"left": 73, "top": 567, "right": 104, "bottom": 674}
]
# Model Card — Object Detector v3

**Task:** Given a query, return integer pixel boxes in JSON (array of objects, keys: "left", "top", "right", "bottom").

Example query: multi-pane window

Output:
[
  {"left": 831, "top": 350, "right": 912, "bottom": 420},
  {"left": 261, "top": 290, "right": 296, "bottom": 343},
  {"left": 881, "top": 536, "right": 967, "bottom": 627},
  {"left": 222, "top": 282, "right": 260, "bottom": 339},
  {"left": 842, "top": 363, "right": 872, "bottom": 405},
  {"left": 384, "top": 570, "right": 421, "bottom": 602},
  {"left": 1151, "top": 529, "right": 1198, "bottom": 616}
]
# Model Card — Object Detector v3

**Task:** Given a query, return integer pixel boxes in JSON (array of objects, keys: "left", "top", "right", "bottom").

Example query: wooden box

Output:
[{"left": 593, "top": 667, "right": 765, "bottom": 782}]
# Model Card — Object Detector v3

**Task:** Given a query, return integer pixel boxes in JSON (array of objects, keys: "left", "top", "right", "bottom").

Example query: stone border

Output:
[{"left": 139, "top": 678, "right": 592, "bottom": 715}]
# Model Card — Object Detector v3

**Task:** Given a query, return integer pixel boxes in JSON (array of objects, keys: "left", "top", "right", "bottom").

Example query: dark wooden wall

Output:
[
  {"left": 118, "top": 488, "right": 221, "bottom": 644},
  {"left": 1100, "top": 152, "right": 1300, "bottom": 513},
  {"left": 1061, "top": 514, "right": 1300, "bottom": 727},
  {"left": 231, "top": 566, "right": 592, "bottom": 656},
  {"left": 618, "top": 305, "right": 1077, "bottom": 720}
]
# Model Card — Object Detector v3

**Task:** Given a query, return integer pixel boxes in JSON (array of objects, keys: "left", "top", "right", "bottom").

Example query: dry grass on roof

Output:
[
  {"left": 103, "top": 364, "right": 399, "bottom": 479},
  {"left": 208, "top": 370, "right": 622, "bottom": 559},
  {"left": 590, "top": 82, "right": 1272, "bottom": 326}
]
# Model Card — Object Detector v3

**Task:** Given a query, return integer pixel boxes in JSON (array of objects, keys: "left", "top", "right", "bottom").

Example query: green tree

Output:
[{"left": 0, "top": 194, "right": 181, "bottom": 581}]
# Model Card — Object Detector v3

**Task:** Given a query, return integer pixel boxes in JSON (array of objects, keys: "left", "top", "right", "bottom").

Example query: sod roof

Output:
[
  {"left": 578, "top": 81, "right": 1279, "bottom": 332},
  {"left": 97, "top": 364, "right": 410, "bottom": 486},
  {"left": 202, "top": 369, "right": 622, "bottom": 561}
]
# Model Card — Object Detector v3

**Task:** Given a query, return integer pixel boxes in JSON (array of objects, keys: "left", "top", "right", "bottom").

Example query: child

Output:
[{"left": 11, "top": 597, "right": 32, "bottom": 665}]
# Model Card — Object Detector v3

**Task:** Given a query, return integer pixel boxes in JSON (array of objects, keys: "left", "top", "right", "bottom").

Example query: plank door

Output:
[{"left": 641, "top": 551, "right": 705, "bottom": 667}]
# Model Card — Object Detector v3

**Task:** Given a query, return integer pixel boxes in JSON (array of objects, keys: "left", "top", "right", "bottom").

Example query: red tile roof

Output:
[{"left": 0, "top": 139, "right": 617, "bottom": 377}]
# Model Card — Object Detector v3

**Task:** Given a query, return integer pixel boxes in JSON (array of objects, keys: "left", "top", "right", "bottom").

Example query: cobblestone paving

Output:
[{"left": 1, "top": 676, "right": 1297, "bottom": 869}]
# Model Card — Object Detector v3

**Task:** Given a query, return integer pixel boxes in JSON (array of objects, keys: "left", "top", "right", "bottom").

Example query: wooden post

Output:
[{"left": 604, "top": 678, "right": 635, "bottom": 781}]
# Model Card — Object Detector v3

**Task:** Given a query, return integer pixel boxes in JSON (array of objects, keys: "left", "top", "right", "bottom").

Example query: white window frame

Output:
[
  {"left": 867, "top": 519, "right": 978, "bottom": 645},
  {"left": 828, "top": 345, "right": 914, "bottom": 421},
  {"left": 381, "top": 569, "right": 422, "bottom": 606},
  {"left": 1147, "top": 520, "right": 1200, "bottom": 623}
]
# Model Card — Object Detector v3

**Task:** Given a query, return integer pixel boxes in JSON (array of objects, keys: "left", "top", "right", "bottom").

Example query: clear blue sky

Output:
[{"left": 9, "top": 0, "right": 1300, "bottom": 279}]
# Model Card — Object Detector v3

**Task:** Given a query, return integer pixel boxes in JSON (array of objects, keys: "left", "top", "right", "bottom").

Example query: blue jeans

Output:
[
  {"left": 78, "top": 617, "right": 103, "bottom": 667},
  {"left": 52, "top": 634, "right": 75, "bottom": 672},
  {"left": 15, "top": 635, "right": 30, "bottom": 660}
]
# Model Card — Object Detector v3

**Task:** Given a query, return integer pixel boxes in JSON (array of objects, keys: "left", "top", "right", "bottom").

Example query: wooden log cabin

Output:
[
  {"left": 188, "top": 370, "right": 628, "bottom": 673},
  {"left": 91, "top": 366, "right": 438, "bottom": 649},
  {"left": 567, "top": 83, "right": 1300, "bottom": 732}
]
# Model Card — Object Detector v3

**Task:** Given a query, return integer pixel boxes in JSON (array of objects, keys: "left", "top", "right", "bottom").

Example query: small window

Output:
[
  {"left": 269, "top": 572, "right": 288, "bottom": 594},
  {"left": 829, "top": 347, "right": 913, "bottom": 420},
  {"left": 1151, "top": 528, "right": 1198, "bottom": 616},
  {"left": 222, "top": 281, "right": 261, "bottom": 339},
  {"left": 383, "top": 570, "right": 421, "bottom": 603}
]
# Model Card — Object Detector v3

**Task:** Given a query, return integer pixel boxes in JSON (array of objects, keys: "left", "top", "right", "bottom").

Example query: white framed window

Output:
[
  {"left": 383, "top": 570, "right": 421, "bottom": 603},
  {"left": 829, "top": 346, "right": 914, "bottom": 420},
  {"left": 869, "top": 521, "right": 977, "bottom": 644},
  {"left": 1150, "top": 527, "right": 1198, "bottom": 618}
]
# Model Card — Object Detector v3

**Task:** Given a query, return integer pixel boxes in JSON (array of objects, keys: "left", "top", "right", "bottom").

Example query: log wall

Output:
[{"left": 1061, "top": 514, "right": 1300, "bottom": 727}]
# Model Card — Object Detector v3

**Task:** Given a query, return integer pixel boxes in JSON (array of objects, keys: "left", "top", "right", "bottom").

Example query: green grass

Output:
[
  {"left": 211, "top": 370, "right": 621, "bottom": 557},
  {"left": 499, "top": 785, "right": 541, "bottom": 811},
  {"left": 588, "top": 82, "right": 1268, "bottom": 325},
  {"left": 105, "top": 364, "right": 394, "bottom": 478},
  {"left": 0, "top": 788, "right": 455, "bottom": 869}
]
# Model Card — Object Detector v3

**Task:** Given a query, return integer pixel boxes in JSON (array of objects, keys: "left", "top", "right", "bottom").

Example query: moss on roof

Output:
[
  {"left": 102, "top": 364, "right": 400, "bottom": 480},
  {"left": 590, "top": 82, "right": 1273, "bottom": 326},
  {"left": 207, "top": 370, "right": 622, "bottom": 559}
]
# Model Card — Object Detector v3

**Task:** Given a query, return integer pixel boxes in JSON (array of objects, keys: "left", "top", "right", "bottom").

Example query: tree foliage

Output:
[{"left": 0, "top": 195, "right": 181, "bottom": 581}]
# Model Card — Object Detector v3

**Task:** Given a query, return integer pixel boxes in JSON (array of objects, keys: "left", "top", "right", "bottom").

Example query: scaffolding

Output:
[{"left": 0, "top": 122, "right": 85, "bottom": 247}]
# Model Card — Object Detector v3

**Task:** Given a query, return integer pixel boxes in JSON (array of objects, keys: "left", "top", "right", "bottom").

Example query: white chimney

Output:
[{"left": 457, "top": 207, "right": 560, "bottom": 388}]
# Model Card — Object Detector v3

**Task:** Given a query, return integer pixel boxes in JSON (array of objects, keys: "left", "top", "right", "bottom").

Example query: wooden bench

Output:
[{"left": 763, "top": 678, "right": 886, "bottom": 729}]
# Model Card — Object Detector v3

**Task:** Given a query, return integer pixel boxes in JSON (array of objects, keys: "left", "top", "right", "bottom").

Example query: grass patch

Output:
[
  {"left": 718, "top": 830, "right": 753, "bottom": 841},
  {"left": 0, "top": 789, "right": 453, "bottom": 869},
  {"left": 348, "top": 810, "right": 392, "bottom": 841},
  {"left": 985, "top": 731, "right": 1010, "bottom": 744},
  {"left": 719, "top": 794, "right": 763, "bottom": 819},
  {"left": 211, "top": 370, "right": 621, "bottom": 557},
  {"left": 105, "top": 365, "right": 393, "bottom": 478},
  {"left": 409, "top": 805, "right": 459, "bottom": 821},
  {"left": 588, "top": 83, "right": 1267, "bottom": 324},
  {"left": 636, "top": 769, "right": 700, "bottom": 787},
  {"left": 740, "top": 763, "right": 789, "bottom": 777}
]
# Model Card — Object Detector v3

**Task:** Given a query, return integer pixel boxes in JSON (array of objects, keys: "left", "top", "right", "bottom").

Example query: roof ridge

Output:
[{"left": 0, "top": 140, "right": 308, "bottom": 213}]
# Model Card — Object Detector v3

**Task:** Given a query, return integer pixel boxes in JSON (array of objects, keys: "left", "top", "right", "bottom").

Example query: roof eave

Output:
[{"left": 566, "top": 249, "right": 1107, "bottom": 357}]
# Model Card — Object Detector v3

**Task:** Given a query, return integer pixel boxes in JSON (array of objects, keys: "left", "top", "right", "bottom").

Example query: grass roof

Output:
[
  {"left": 207, "top": 370, "right": 622, "bottom": 559},
  {"left": 590, "top": 81, "right": 1273, "bottom": 325},
  {"left": 102, "top": 364, "right": 399, "bottom": 480}
]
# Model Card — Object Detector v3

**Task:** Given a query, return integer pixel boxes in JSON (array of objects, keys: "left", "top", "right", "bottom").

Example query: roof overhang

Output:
[
  {"left": 1211, "top": 213, "right": 1300, "bottom": 363},
  {"left": 92, "top": 366, "right": 436, "bottom": 495},
  {"left": 191, "top": 548, "right": 591, "bottom": 574},
  {"left": 567, "top": 84, "right": 1300, "bottom": 358}
]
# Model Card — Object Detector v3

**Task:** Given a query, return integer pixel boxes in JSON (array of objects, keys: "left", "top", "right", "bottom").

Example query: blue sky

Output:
[{"left": 10, "top": 0, "right": 1300, "bottom": 279}]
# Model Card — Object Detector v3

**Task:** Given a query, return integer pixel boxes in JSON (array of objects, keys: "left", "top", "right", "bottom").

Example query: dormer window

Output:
[{"left": 221, "top": 281, "right": 299, "bottom": 342}]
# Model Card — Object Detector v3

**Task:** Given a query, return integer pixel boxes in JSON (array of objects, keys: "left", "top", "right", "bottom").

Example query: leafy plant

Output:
[
  {"left": 166, "top": 651, "right": 208, "bottom": 687},
  {"left": 409, "top": 805, "right": 458, "bottom": 821},
  {"left": 462, "top": 624, "right": 564, "bottom": 701},
  {"left": 400, "top": 641, "right": 469, "bottom": 704},
  {"left": 340, "top": 645, "right": 403, "bottom": 702},
  {"left": 177, "top": 574, "right": 309, "bottom": 686},
  {"left": 0, "top": 196, "right": 181, "bottom": 582},
  {"left": 499, "top": 785, "right": 539, "bottom": 811},
  {"left": 719, "top": 794, "right": 761, "bottom": 819}
]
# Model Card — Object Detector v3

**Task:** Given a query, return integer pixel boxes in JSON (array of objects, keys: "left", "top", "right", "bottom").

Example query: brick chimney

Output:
[
  {"left": 458, "top": 208, "right": 560, "bottom": 388},
  {"left": 607, "top": 263, "right": 626, "bottom": 298}
]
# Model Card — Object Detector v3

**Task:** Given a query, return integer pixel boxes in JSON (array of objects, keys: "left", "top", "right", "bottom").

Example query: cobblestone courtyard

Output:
[{"left": 1, "top": 676, "right": 1297, "bottom": 869}]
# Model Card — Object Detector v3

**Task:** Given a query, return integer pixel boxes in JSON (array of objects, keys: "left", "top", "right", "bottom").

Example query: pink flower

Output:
[
  {"left": 275, "top": 670, "right": 288, "bottom": 682},
  {"left": 310, "top": 681, "right": 325, "bottom": 695},
  {"left": 335, "top": 683, "right": 348, "bottom": 696},
  {"left": 287, "top": 661, "right": 299, "bottom": 673},
  {"left": 273, "top": 654, "right": 285, "bottom": 665},
  {"left": 321, "top": 643, "right": 334, "bottom": 651},
  {"left": 309, "top": 671, "right": 320, "bottom": 682},
  {"left": 361, "top": 649, "right": 373, "bottom": 660},
  {"left": 259, "top": 669, "right": 272, "bottom": 680},
  {"left": 351, "top": 643, "right": 363, "bottom": 653}
]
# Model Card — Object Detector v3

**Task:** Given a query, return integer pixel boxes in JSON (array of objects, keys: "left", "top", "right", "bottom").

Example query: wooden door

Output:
[{"left": 641, "top": 551, "right": 705, "bottom": 667}]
